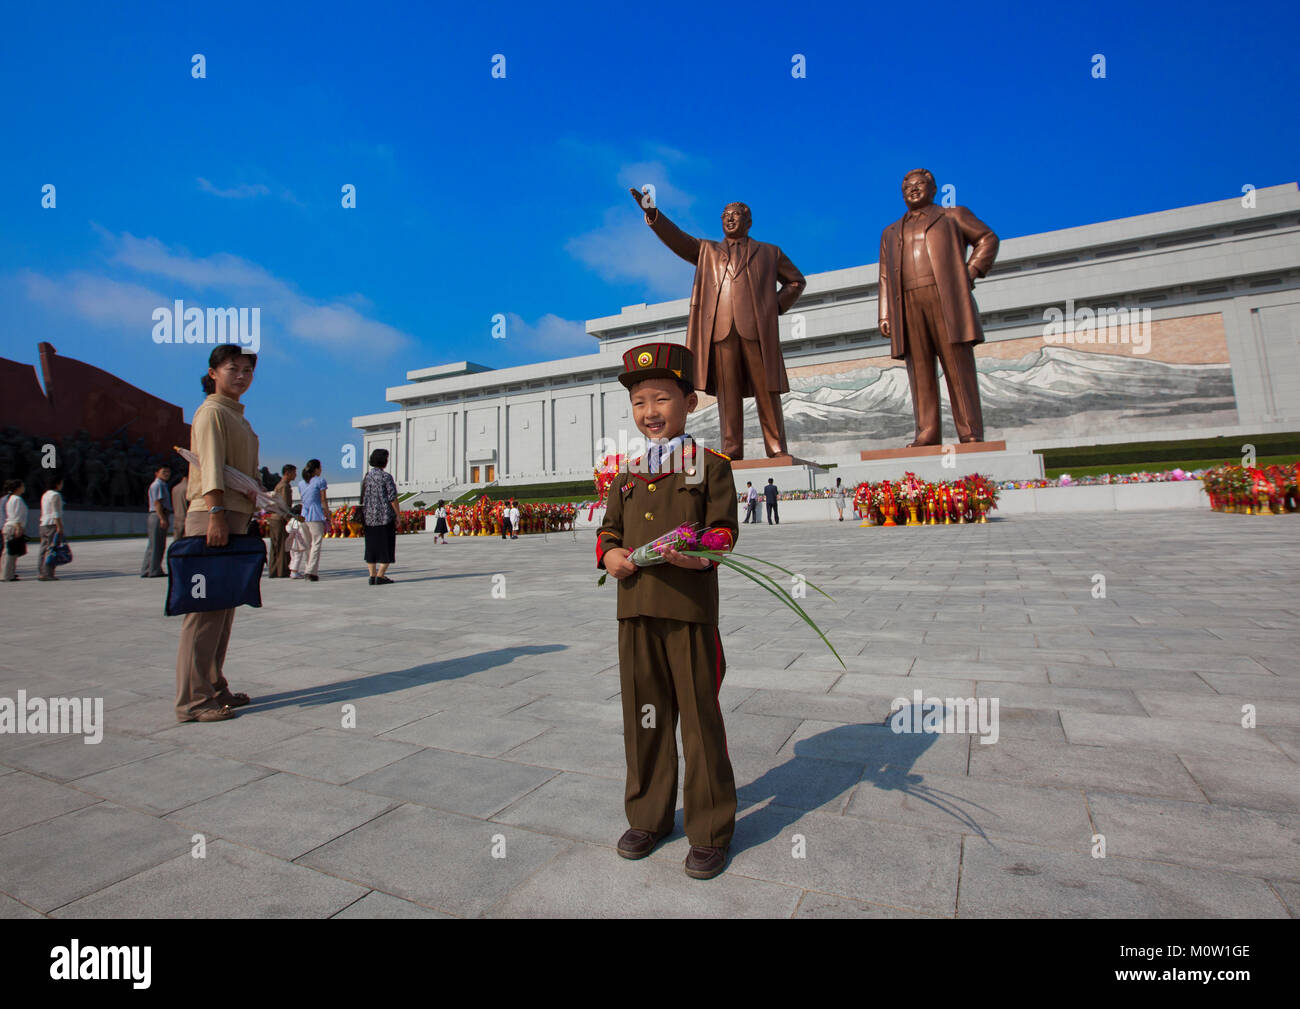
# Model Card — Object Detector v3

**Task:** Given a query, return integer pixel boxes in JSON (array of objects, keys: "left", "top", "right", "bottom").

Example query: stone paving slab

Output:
[
  {"left": 164, "top": 772, "right": 399, "bottom": 860},
  {"left": 1177, "top": 751, "right": 1300, "bottom": 813},
  {"left": 843, "top": 770, "right": 1094, "bottom": 849},
  {"left": 487, "top": 840, "right": 804, "bottom": 918},
  {"left": 0, "top": 770, "right": 101, "bottom": 834},
  {"left": 659, "top": 803, "right": 962, "bottom": 916},
  {"left": 0, "top": 511, "right": 1295, "bottom": 917},
  {"left": 331, "top": 889, "right": 454, "bottom": 919},
  {"left": 300, "top": 803, "right": 572, "bottom": 917},
  {"left": 74, "top": 749, "right": 271, "bottom": 815},
  {"left": 966, "top": 737, "right": 1204, "bottom": 801},
  {"left": 793, "top": 891, "right": 944, "bottom": 918},
  {"left": 1087, "top": 791, "right": 1300, "bottom": 880},
  {"left": 956, "top": 837, "right": 1290, "bottom": 917},
  {"left": 0, "top": 803, "right": 194, "bottom": 912},
  {"left": 246, "top": 728, "right": 421, "bottom": 784},
  {"left": 347, "top": 748, "right": 557, "bottom": 817},
  {"left": 1059, "top": 711, "right": 1288, "bottom": 760},
  {"left": 52, "top": 840, "right": 369, "bottom": 918},
  {"left": 2, "top": 732, "right": 174, "bottom": 782}
]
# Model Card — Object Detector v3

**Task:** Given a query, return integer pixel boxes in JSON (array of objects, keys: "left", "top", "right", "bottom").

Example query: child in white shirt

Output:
[{"left": 286, "top": 507, "right": 310, "bottom": 578}]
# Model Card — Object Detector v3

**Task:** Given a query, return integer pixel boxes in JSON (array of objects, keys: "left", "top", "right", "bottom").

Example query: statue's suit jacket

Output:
[
  {"left": 646, "top": 211, "right": 805, "bottom": 396},
  {"left": 878, "top": 203, "right": 999, "bottom": 361}
]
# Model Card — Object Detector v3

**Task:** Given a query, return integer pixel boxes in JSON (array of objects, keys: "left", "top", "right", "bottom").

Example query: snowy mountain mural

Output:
[{"left": 689, "top": 345, "right": 1237, "bottom": 458}]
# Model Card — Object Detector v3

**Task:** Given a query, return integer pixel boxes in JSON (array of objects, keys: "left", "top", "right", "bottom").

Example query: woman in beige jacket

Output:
[{"left": 174, "top": 345, "right": 261, "bottom": 722}]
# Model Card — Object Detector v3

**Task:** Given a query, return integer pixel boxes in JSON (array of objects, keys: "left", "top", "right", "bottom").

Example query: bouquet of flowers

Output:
[
  {"left": 897, "top": 471, "right": 926, "bottom": 502},
  {"left": 853, "top": 481, "right": 872, "bottom": 517},
  {"left": 599, "top": 522, "right": 843, "bottom": 667},
  {"left": 965, "top": 473, "right": 1000, "bottom": 510},
  {"left": 591, "top": 454, "right": 625, "bottom": 520}
]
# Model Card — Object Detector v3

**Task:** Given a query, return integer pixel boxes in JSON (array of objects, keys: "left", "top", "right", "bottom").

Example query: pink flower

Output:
[{"left": 700, "top": 530, "right": 729, "bottom": 552}]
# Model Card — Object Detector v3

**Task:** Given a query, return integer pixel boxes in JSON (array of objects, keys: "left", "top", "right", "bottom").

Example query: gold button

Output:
[
  {"left": 647, "top": 483, "right": 656, "bottom": 492},
  {"left": 644, "top": 512, "right": 653, "bottom": 521}
]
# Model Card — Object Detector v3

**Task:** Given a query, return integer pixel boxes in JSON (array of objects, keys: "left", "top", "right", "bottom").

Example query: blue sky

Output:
[{"left": 2, "top": 0, "right": 1297, "bottom": 480}]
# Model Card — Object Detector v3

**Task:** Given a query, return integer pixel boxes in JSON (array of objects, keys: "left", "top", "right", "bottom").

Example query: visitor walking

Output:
[
  {"left": 38, "top": 473, "right": 65, "bottom": 580},
  {"left": 286, "top": 505, "right": 309, "bottom": 578},
  {"left": 298, "top": 459, "right": 328, "bottom": 582},
  {"left": 509, "top": 501, "right": 521, "bottom": 539},
  {"left": 141, "top": 464, "right": 172, "bottom": 577},
  {"left": 361, "top": 448, "right": 399, "bottom": 585},
  {"left": 432, "top": 500, "right": 449, "bottom": 543},
  {"left": 834, "top": 477, "right": 846, "bottom": 521},
  {"left": 765, "top": 478, "right": 779, "bottom": 525},
  {"left": 171, "top": 469, "right": 189, "bottom": 541},
  {"left": 1, "top": 479, "right": 28, "bottom": 582},
  {"left": 267, "top": 464, "right": 296, "bottom": 577},
  {"left": 175, "top": 345, "right": 261, "bottom": 722},
  {"left": 742, "top": 482, "right": 758, "bottom": 523}
]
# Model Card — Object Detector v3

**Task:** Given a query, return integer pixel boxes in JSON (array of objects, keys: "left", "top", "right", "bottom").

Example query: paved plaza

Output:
[{"left": 0, "top": 511, "right": 1297, "bottom": 918}]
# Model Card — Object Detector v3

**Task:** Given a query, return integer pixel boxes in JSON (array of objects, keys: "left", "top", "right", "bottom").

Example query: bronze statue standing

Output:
[
  {"left": 630, "top": 190, "right": 805, "bottom": 459},
  {"left": 878, "top": 170, "right": 998, "bottom": 445}
]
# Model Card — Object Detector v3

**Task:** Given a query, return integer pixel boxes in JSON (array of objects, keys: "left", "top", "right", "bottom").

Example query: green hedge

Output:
[
  {"left": 1037, "top": 432, "right": 1300, "bottom": 469},
  {"left": 453, "top": 479, "right": 595, "bottom": 505}
]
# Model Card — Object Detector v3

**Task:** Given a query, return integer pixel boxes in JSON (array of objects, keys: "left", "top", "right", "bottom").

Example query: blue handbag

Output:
[
  {"left": 47, "top": 531, "right": 73, "bottom": 567},
  {"left": 165, "top": 533, "right": 266, "bottom": 616}
]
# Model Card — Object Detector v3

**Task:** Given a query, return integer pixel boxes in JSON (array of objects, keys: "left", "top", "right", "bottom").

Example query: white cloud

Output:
[
  {"left": 197, "top": 177, "right": 272, "bottom": 199},
  {"left": 566, "top": 155, "right": 705, "bottom": 299},
  {"left": 615, "top": 160, "right": 696, "bottom": 211},
  {"left": 22, "top": 230, "right": 413, "bottom": 356},
  {"left": 504, "top": 312, "right": 596, "bottom": 357},
  {"left": 566, "top": 209, "right": 695, "bottom": 298},
  {"left": 20, "top": 269, "right": 168, "bottom": 330}
]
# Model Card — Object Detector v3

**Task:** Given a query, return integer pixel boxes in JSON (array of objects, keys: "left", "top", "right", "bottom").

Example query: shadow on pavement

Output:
[
  {"left": 730, "top": 704, "right": 994, "bottom": 855},
  {"left": 244, "top": 644, "right": 568, "bottom": 714}
]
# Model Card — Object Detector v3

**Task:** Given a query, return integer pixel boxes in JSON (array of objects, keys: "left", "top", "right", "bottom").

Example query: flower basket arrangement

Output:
[
  {"left": 1202, "top": 463, "right": 1298, "bottom": 514},
  {"left": 853, "top": 482, "right": 873, "bottom": 526},
  {"left": 592, "top": 454, "right": 625, "bottom": 521},
  {"left": 841, "top": 472, "right": 1000, "bottom": 526}
]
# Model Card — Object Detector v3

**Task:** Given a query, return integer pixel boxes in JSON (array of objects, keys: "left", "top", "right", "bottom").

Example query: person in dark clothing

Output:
[
  {"left": 764, "top": 478, "right": 779, "bottom": 524},
  {"left": 361, "top": 449, "right": 399, "bottom": 585}
]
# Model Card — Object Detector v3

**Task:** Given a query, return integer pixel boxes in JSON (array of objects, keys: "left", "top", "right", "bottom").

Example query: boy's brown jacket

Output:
[{"left": 597, "top": 439, "right": 739, "bottom": 625}]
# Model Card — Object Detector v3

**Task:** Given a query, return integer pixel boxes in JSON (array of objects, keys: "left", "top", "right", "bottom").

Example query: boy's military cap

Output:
[{"left": 618, "top": 342, "right": 696, "bottom": 390}]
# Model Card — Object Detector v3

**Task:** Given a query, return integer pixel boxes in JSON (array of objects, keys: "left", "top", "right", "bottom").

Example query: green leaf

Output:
[
  {"left": 681, "top": 550, "right": 844, "bottom": 668},
  {"left": 724, "top": 551, "right": 835, "bottom": 600}
]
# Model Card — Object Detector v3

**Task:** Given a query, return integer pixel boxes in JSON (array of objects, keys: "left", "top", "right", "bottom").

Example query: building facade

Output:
[{"left": 353, "top": 184, "right": 1300, "bottom": 497}]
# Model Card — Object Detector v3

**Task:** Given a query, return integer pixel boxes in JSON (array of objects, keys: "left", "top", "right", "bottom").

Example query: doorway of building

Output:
[
  {"left": 485, "top": 464, "right": 495, "bottom": 481},
  {"left": 470, "top": 465, "right": 480, "bottom": 482}
]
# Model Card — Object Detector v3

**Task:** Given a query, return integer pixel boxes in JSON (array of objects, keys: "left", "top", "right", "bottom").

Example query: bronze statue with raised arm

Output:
[
  {"left": 630, "top": 189, "right": 806, "bottom": 459},
  {"left": 878, "top": 169, "right": 999, "bottom": 446}
]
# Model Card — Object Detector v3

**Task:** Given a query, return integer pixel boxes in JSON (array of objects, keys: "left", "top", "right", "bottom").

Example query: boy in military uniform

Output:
[{"left": 597, "top": 342, "right": 740, "bottom": 880}]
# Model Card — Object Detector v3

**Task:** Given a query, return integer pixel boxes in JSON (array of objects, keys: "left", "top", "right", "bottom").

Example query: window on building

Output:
[
  {"left": 486, "top": 465, "right": 495, "bottom": 481},
  {"left": 471, "top": 466, "right": 480, "bottom": 482}
]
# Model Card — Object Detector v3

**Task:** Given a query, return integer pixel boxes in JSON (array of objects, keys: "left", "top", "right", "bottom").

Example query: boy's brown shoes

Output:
[
  {"left": 684, "top": 845, "right": 728, "bottom": 879},
  {"left": 616, "top": 828, "right": 668, "bottom": 859}
]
